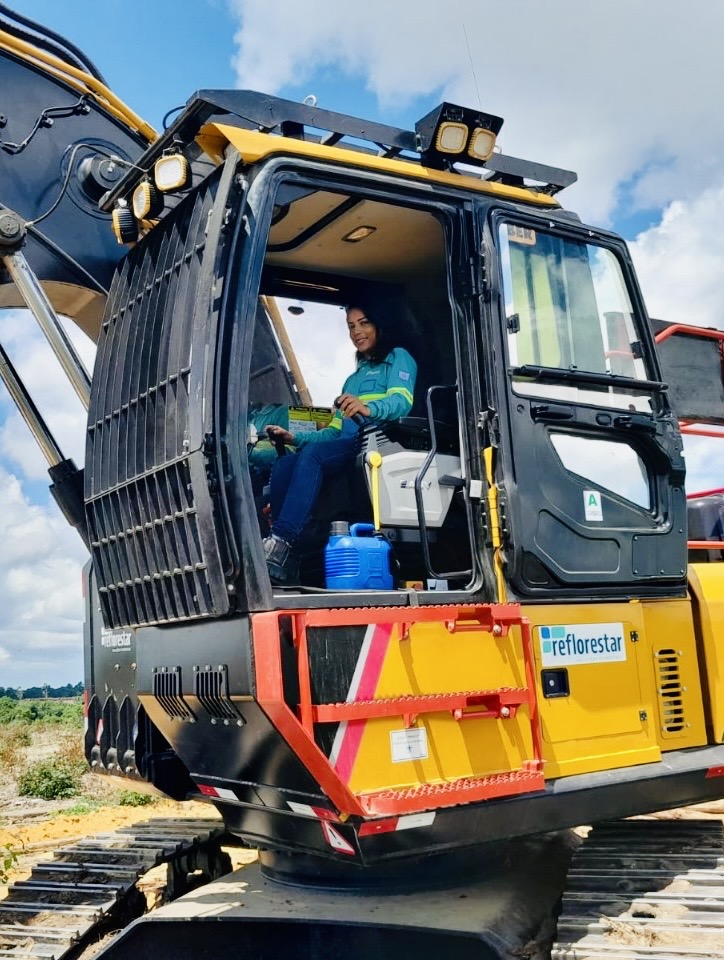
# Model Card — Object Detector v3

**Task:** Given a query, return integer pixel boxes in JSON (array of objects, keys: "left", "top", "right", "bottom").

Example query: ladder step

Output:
[
  {"left": 359, "top": 767, "right": 545, "bottom": 816},
  {"left": 312, "top": 688, "right": 528, "bottom": 723}
]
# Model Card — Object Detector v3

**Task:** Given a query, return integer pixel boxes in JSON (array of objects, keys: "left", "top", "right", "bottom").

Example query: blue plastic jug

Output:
[{"left": 325, "top": 522, "right": 393, "bottom": 590}]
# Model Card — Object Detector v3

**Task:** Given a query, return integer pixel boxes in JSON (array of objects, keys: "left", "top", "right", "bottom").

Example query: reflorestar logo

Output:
[
  {"left": 539, "top": 622, "right": 627, "bottom": 666},
  {"left": 100, "top": 629, "right": 133, "bottom": 651}
]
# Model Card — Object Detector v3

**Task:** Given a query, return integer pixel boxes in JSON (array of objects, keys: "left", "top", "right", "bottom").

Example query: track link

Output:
[
  {"left": 0, "top": 817, "right": 229, "bottom": 960},
  {"left": 552, "top": 819, "right": 724, "bottom": 959}
]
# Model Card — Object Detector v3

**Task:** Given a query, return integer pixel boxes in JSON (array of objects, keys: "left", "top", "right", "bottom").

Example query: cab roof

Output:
[{"left": 100, "top": 89, "right": 577, "bottom": 215}]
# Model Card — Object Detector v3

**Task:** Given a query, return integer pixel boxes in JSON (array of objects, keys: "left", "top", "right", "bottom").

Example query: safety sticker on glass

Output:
[
  {"left": 583, "top": 489, "right": 603, "bottom": 522},
  {"left": 390, "top": 727, "right": 429, "bottom": 763}
]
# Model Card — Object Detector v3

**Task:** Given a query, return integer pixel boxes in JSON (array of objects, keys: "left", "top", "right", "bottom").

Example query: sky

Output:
[{"left": 1, "top": 0, "right": 724, "bottom": 687}]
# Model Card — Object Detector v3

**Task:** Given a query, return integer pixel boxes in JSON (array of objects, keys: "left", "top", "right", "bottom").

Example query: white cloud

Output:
[
  {"left": 630, "top": 187, "right": 724, "bottom": 330},
  {"left": 0, "top": 466, "right": 86, "bottom": 689},
  {"left": 683, "top": 435, "right": 724, "bottom": 495},
  {"left": 0, "top": 304, "right": 92, "bottom": 689},
  {"left": 278, "top": 299, "right": 353, "bottom": 404},
  {"left": 628, "top": 188, "right": 724, "bottom": 491},
  {"left": 0, "top": 310, "right": 94, "bottom": 477},
  {"left": 229, "top": 0, "right": 724, "bottom": 225},
  {"left": 0, "top": 309, "right": 90, "bottom": 686}
]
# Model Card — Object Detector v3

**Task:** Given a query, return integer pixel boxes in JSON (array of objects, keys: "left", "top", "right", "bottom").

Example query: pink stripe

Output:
[{"left": 332, "top": 622, "right": 393, "bottom": 783}]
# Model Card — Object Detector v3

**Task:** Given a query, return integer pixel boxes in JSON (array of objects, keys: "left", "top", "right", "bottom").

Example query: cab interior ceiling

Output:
[{"left": 262, "top": 190, "right": 447, "bottom": 316}]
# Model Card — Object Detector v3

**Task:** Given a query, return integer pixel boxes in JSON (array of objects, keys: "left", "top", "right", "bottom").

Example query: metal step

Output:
[
  {"left": 359, "top": 766, "right": 545, "bottom": 816},
  {"left": 311, "top": 687, "right": 529, "bottom": 723}
]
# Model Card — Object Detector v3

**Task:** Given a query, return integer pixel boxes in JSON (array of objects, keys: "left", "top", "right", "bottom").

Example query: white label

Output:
[
  {"left": 583, "top": 489, "right": 603, "bottom": 521},
  {"left": 214, "top": 787, "right": 237, "bottom": 802},
  {"left": 468, "top": 479, "right": 483, "bottom": 500},
  {"left": 396, "top": 812, "right": 436, "bottom": 830},
  {"left": 288, "top": 417, "right": 317, "bottom": 434},
  {"left": 539, "top": 622, "right": 627, "bottom": 666},
  {"left": 390, "top": 727, "right": 428, "bottom": 763}
]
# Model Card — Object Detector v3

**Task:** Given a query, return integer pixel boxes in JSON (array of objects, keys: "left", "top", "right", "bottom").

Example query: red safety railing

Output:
[
  {"left": 251, "top": 604, "right": 545, "bottom": 818},
  {"left": 655, "top": 324, "right": 724, "bottom": 551}
]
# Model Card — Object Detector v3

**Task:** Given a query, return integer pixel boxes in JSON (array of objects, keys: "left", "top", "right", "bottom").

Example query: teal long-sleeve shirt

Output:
[{"left": 294, "top": 347, "right": 417, "bottom": 447}]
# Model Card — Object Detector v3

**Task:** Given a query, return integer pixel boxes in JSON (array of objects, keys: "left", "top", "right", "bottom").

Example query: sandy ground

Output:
[
  {"left": 0, "top": 794, "right": 217, "bottom": 861},
  {"left": 0, "top": 724, "right": 245, "bottom": 895},
  {"left": 0, "top": 784, "right": 229, "bottom": 896}
]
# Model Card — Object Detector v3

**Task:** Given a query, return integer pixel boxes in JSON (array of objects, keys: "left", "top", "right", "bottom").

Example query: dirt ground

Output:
[
  {"left": 4, "top": 723, "right": 724, "bottom": 958},
  {"left": 0, "top": 723, "right": 251, "bottom": 896},
  {"left": 0, "top": 789, "right": 221, "bottom": 888}
]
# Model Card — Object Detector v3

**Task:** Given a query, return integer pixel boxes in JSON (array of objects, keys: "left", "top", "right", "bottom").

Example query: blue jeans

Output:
[{"left": 270, "top": 435, "right": 359, "bottom": 544}]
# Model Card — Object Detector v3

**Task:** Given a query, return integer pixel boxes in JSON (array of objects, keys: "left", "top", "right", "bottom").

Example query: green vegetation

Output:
[
  {"left": 118, "top": 790, "right": 156, "bottom": 807},
  {"left": 0, "top": 724, "right": 31, "bottom": 769},
  {"left": 2, "top": 695, "right": 87, "bottom": 801},
  {"left": 53, "top": 798, "right": 107, "bottom": 816},
  {"left": 17, "top": 759, "right": 84, "bottom": 800},
  {"left": 0, "top": 696, "right": 83, "bottom": 726},
  {"left": 1, "top": 844, "right": 18, "bottom": 885},
  {"left": 0, "top": 692, "right": 159, "bottom": 817}
]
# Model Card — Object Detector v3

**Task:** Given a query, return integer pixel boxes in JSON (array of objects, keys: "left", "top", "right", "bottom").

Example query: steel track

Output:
[
  {"left": 6, "top": 815, "right": 723, "bottom": 959},
  {"left": 552, "top": 819, "right": 724, "bottom": 959},
  {"left": 0, "top": 817, "right": 229, "bottom": 960}
]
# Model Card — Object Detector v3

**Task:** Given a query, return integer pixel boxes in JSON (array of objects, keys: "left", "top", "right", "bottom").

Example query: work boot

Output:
[{"left": 262, "top": 534, "right": 293, "bottom": 584}]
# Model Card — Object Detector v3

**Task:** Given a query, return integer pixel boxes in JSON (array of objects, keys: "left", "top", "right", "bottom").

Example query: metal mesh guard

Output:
[{"left": 86, "top": 173, "right": 229, "bottom": 628}]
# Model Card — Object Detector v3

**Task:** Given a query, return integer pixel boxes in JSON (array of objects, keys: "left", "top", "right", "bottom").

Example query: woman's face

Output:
[{"left": 346, "top": 307, "right": 378, "bottom": 356}]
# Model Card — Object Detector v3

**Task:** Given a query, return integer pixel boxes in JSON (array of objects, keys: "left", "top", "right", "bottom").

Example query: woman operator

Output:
[{"left": 263, "top": 300, "right": 417, "bottom": 584}]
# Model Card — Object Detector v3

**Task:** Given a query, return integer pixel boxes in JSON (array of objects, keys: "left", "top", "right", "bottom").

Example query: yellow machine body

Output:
[{"left": 336, "top": 598, "right": 710, "bottom": 800}]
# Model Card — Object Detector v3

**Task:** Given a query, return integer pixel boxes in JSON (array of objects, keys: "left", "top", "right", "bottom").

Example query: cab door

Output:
[{"left": 479, "top": 210, "right": 687, "bottom": 601}]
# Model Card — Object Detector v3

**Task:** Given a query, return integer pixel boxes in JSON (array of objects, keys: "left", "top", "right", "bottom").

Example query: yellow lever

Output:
[{"left": 366, "top": 451, "right": 383, "bottom": 530}]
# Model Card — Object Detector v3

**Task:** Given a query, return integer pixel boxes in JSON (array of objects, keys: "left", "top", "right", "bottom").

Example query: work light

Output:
[{"left": 154, "top": 153, "right": 191, "bottom": 192}]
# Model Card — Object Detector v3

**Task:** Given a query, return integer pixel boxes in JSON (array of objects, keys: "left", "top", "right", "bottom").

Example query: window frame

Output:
[{"left": 218, "top": 156, "right": 492, "bottom": 606}]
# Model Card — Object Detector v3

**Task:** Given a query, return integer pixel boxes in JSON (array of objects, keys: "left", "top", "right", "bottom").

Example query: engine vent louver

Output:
[
  {"left": 194, "top": 665, "right": 244, "bottom": 724},
  {"left": 655, "top": 648, "right": 686, "bottom": 734},
  {"left": 85, "top": 166, "right": 232, "bottom": 629},
  {"left": 153, "top": 666, "right": 195, "bottom": 722}
]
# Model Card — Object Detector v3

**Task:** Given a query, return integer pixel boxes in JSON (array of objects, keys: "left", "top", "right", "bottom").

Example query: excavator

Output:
[{"left": 3, "top": 5, "right": 724, "bottom": 958}]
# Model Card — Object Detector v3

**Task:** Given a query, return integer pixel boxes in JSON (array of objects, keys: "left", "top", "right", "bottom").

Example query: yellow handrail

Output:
[{"left": 367, "top": 451, "right": 383, "bottom": 530}]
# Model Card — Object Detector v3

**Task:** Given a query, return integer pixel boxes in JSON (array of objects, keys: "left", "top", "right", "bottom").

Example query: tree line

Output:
[{"left": 0, "top": 682, "right": 83, "bottom": 700}]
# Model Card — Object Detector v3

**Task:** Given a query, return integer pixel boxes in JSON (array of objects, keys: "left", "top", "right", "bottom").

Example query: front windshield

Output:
[{"left": 499, "top": 223, "right": 653, "bottom": 412}]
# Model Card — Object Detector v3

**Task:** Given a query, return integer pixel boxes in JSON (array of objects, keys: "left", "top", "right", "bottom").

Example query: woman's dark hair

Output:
[{"left": 345, "top": 297, "right": 394, "bottom": 363}]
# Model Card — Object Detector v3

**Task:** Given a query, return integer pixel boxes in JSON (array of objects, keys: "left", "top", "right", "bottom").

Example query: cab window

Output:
[{"left": 499, "top": 223, "right": 653, "bottom": 412}]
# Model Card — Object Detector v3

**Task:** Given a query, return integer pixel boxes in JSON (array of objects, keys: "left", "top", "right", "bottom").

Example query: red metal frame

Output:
[
  {"left": 655, "top": 324, "right": 724, "bottom": 552},
  {"left": 655, "top": 324, "right": 724, "bottom": 345},
  {"left": 655, "top": 324, "right": 724, "bottom": 444},
  {"left": 687, "top": 486, "right": 724, "bottom": 500},
  {"left": 251, "top": 604, "right": 545, "bottom": 819},
  {"left": 680, "top": 425, "right": 724, "bottom": 439}
]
